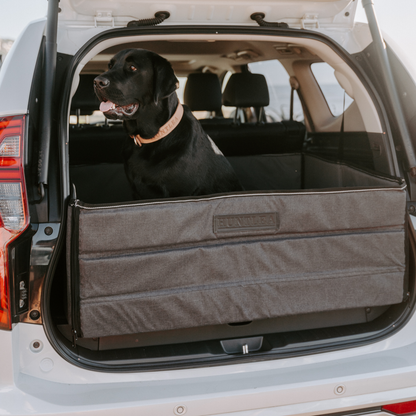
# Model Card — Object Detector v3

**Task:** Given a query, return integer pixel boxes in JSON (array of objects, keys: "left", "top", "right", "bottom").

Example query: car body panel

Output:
[
  {"left": 60, "top": 0, "right": 358, "bottom": 29},
  {"left": 1, "top": 321, "right": 416, "bottom": 414},
  {"left": 56, "top": 0, "right": 368, "bottom": 56},
  {"left": 0, "top": 19, "right": 45, "bottom": 118}
]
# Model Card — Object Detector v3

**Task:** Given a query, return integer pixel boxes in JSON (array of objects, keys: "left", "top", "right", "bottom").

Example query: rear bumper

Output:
[{"left": 1, "top": 322, "right": 416, "bottom": 415}]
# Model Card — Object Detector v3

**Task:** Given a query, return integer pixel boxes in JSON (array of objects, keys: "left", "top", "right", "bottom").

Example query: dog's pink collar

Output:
[{"left": 130, "top": 103, "right": 184, "bottom": 147}]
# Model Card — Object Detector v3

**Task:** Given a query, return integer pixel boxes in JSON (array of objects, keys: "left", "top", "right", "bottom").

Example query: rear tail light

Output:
[
  {"left": 0, "top": 115, "right": 29, "bottom": 330},
  {"left": 382, "top": 401, "right": 416, "bottom": 415}
]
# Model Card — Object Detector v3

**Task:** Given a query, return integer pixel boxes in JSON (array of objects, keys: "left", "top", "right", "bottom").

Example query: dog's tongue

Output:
[{"left": 100, "top": 101, "right": 114, "bottom": 112}]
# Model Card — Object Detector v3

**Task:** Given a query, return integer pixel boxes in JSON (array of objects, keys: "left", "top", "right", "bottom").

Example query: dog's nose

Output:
[{"left": 94, "top": 76, "right": 110, "bottom": 88}]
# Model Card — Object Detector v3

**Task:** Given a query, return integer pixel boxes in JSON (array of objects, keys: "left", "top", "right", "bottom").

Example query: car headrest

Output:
[
  {"left": 223, "top": 73, "right": 270, "bottom": 108},
  {"left": 184, "top": 73, "right": 222, "bottom": 112},
  {"left": 71, "top": 74, "right": 101, "bottom": 115}
]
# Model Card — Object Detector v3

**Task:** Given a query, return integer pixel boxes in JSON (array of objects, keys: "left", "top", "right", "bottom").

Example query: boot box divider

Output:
[{"left": 67, "top": 154, "right": 407, "bottom": 338}]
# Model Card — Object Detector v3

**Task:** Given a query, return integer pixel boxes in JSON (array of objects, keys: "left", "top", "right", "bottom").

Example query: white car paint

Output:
[
  {"left": 0, "top": 317, "right": 416, "bottom": 414},
  {"left": 0, "top": 19, "right": 45, "bottom": 118},
  {"left": 59, "top": 0, "right": 358, "bottom": 30},
  {"left": 55, "top": 9, "right": 372, "bottom": 57}
]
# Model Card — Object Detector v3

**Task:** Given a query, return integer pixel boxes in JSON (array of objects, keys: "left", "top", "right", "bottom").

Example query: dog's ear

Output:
[{"left": 152, "top": 54, "right": 179, "bottom": 104}]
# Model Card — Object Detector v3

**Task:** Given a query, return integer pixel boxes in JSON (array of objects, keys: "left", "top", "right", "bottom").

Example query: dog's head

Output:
[{"left": 94, "top": 49, "right": 179, "bottom": 120}]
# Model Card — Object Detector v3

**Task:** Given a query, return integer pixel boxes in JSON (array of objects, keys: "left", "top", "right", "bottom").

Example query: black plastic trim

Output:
[
  {"left": 324, "top": 407, "right": 382, "bottom": 416},
  {"left": 69, "top": 200, "right": 81, "bottom": 340},
  {"left": 38, "top": 0, "right": 60, "bottom": 191}
]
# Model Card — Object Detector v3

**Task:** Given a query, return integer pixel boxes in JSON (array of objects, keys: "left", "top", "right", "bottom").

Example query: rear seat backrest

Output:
[
  {"left": 183, "top": 73, "right": 232, "bottom": 125},
  {"left": 184, "top": 73, "right": 222, "bottom": 114},
  {"left": 71, "top": 74, "right": 101, "bottom": 117},
  {"left": 223, "top": 72, "right": 270, "bottom": 123},
  {"left": 203, "top": 72, "right": 305, "bottom": 156}
]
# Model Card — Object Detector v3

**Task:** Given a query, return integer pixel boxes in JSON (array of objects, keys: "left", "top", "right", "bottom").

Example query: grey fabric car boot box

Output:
[{"left": 67, "top": 154, "right": 407, "bottom": 338}]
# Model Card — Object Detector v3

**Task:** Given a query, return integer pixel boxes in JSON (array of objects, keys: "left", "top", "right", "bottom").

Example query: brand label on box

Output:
[{"left": 214, "top": 212, "right": 279, "bottom": 233}]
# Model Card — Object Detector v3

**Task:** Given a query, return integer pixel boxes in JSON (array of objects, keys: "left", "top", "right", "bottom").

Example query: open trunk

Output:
[{"left": 44, "top": 27, "right": 413, "bottom": 368}]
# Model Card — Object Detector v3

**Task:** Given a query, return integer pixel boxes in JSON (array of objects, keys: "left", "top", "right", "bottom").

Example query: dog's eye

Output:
[
  {"left": 108, "top": 63, "right": 113, "bottom": 69},
  {"left": 130, "top": 65, "right": 137, "bottom": 72}
]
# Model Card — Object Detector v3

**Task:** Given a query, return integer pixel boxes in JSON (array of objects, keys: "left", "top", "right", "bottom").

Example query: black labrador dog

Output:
[{"left": 94, "top": 48, "right": 242, "bottom": 200}]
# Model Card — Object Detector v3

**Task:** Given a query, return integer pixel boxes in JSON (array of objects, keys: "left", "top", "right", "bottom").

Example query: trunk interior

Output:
[{"left": 47, "top": 32, "right": 413, "bottom": 368}]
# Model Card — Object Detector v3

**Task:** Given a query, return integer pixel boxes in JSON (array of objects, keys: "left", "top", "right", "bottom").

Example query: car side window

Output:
[{"left": 311, "top": 62, "right": 354, "bottom": 116}]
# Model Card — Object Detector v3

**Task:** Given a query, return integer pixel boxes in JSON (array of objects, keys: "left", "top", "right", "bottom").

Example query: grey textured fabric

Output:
[
  {"left": 79, "top": 231, "right": 404, "bottom": 299},
  {"left": 69, "top": 155, "right": 400, "bottom": 205},
  {"left": 80, "top": 268, "right": 403, "bottom": 337},
  {"left": 304, "top": 155, "right": 400, "bottom": 188},
  {"left": 69, "top": 155, "right": 302, "bottom": 205},
  {"left": 68, "top": 155, "right": 407, "bottom": 338},
  {"left": 228, "top": 154, "right": 301, "bottom": 190},
  {"left": 70, "top": 163, "right": 132, "bottom": 204},
  {"left": 77, "top": 187, "right": 405, "bottom": 255}
]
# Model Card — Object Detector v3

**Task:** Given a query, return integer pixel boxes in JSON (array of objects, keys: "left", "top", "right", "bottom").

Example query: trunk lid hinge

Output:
[
  {"left": 95, "top": 11, "right": 114, "bottom": 27},
  {"left": 301, "top": 14, "right": 320, "bottom": 29}
]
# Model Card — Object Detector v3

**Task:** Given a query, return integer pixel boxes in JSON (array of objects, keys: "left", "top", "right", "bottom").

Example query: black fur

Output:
[{"left": 94, "top": 48, "right": 242, "bottom": 200}]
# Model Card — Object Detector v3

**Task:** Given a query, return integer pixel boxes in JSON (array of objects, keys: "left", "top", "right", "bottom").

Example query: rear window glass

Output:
[{"left": 311, "top": 62, "right": 354, "bottom": 116}]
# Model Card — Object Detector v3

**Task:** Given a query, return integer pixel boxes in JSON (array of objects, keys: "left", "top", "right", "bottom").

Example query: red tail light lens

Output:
[
  {"left": 0, "top": 115, "right": 29, "bottom": 330},
  {"left": 383, "top": 401, "right": 416, "bottom": 415}
]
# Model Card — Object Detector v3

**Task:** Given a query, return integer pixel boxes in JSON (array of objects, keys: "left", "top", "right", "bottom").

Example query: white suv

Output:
[{"left": 1, "top": 0, "right": 416, "bottom": 415}]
